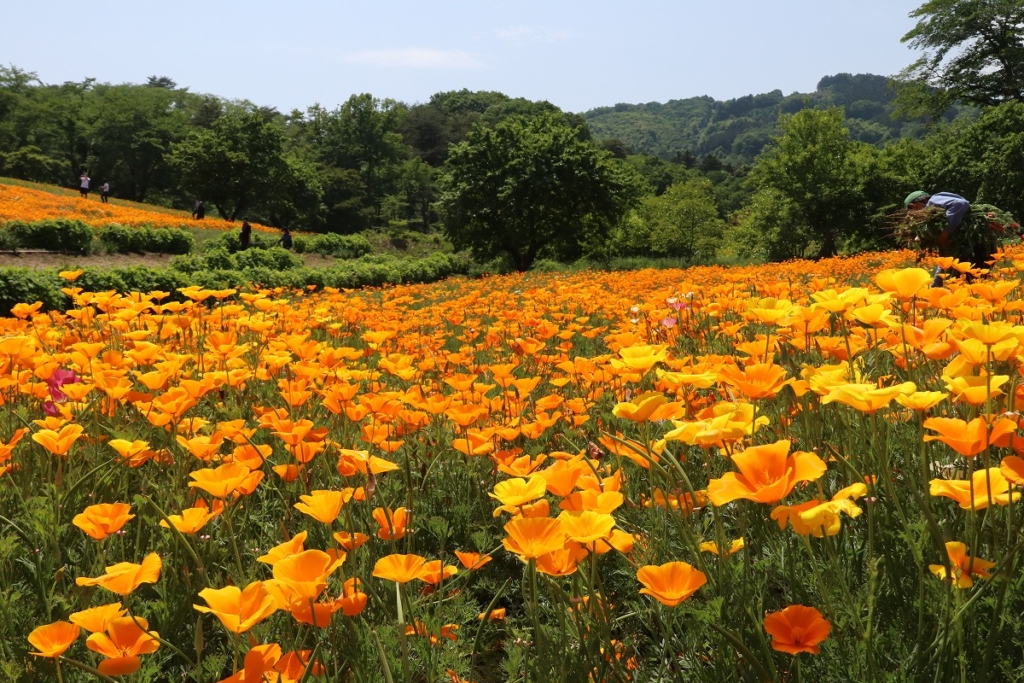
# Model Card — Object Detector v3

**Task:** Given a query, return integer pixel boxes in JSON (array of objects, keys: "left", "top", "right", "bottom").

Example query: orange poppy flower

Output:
[
  {"left": 193, "top": 581, "right": 279, "bottom": 634},
  {"left": 478, "top": 607, "right": 507, "bottom": 621},
  {"left": 636, "top": 561, "right": 707, "bottom": 606},
  {"left": 820, "top": 382, "right": 916, "bottom": 413},
  {"left": 108, "top": 438, "right": 158, "bottom": 467},
  {"left": 594, "top": 529, "right": 636, "bottom": 555},
  {"left": 69, "top": 603, "right": 127, "bottom": 633},
  {"left": 708, "top": 440, "right": 826, "bottom": 506},
  {"left": 699, "top": 538, "right": 745, "bottom": 556},
  {"left": 930, "top": 468, "right": 1020, "bottom": 510},
  {"left": 75, "top": 553, "right": 162, "bottom": 595},
  {"left": 32, "top": 423, "right": 85, "bottom": 457},
  {"left": 556, "top": 510, "right": 616, "bottom": 544},
  {"left": 333, "top": 530, "right": 370, "bottom": 551},
  {"left": 502, "top": 517, "right": 567, "bottom": 559},
  {"left": 454, "top": 550, "right": 492, "bottom": 570},
  {"left": 294, "top": 489, "right": 353, "bottom": 524},
  {"left": 536, "top": 544, "right": 589, "bottom": 576},
  {"left": 763, "top": 605, "right": 831, "bottom": 655},
  {"left": 923, "top": 416, "right": 1018, "bottom": 457},
  {"left": 612, "top": 392, "right": 668, "bottom": 422},
  {"left": 218, "top": 643, "right": 282, "bottom": 683},
  {"left": 944, "top": 374, "right": 1009, "bottom": 406},
  {"left": 188, "top": 462, "right": 261, "bottom": 499},
  {"left": 489, "top": 475, "right": 548, "bottom": 510},
  {"left": 72, "top": 502, "right": 135, "bottom": 541},
  {"left": 27, "top": 621, "right": 80, "bottom": 658},
  {"left": 929, "top": 541, "right": 996, "bottom": 589},
  {"left": 416, "top": 560, "right": 459, "bottom": 585},
  {"left": 373, "top": 507, "right": 409, "bottom": 540},
  {"left": 159, "top": 503, "right": 221, "bottom": 534},
  {"left": 373, "top": 553, "right": 427, "bottom": 583},
  {"left": 270, "top": 549, "right": 345, "bottom": 601},
  {"left": 718, "top": 362, "right": 788, "bottom": 399},
  {"left": 258, "top": 531, "right": 307, "bottom": 565},
  {"left": 875, "top": 267, "right": 933, "bottom": 299},
  {"left": 896, "top": 391, "right": 948, "bottom": 412},
  {"left": 85, "top": 616, "right": 161, "bottom": 676},
  {"left": 337, "top": 578, "right": 368, "bottom": 617}
]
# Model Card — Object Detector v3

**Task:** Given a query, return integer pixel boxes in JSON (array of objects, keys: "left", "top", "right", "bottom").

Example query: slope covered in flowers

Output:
[
  {"left": 0, "top": 181, "right": 275, "bottom": 233},
  {"left": 5, "top": 247, "right": 1024, "bottom": 682}
]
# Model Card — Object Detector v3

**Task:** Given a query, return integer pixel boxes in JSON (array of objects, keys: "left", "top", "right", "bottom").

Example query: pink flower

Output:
[{"left": 44, "top": 369, "right": 80, "bottom": 416}]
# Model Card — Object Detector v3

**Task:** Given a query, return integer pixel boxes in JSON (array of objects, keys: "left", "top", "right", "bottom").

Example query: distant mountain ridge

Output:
[{"left": 582, "top": 73, "right": 957, "bottom": 162}]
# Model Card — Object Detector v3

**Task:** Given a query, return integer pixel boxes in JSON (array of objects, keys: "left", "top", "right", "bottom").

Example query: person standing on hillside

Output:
[
  {"left": 239, "top": 218, "right": 252, "bottom": 250},
  {"left": 79, "top": 172, "right": 90, "bottom": 199},
  {"left": 100, "top": 181, "right": 110, "bottom": 203}
]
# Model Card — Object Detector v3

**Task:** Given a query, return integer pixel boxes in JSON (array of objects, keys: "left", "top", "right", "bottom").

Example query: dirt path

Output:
[{"left": 0, "top": 252, "right": 175, "bottom": 269}]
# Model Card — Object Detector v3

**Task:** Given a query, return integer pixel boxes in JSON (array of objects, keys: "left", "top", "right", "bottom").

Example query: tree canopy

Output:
[
  {"left": 438, "top": 113, "right": 640, "bottom": 270},
  {"left": 897, "top": 0, "right": 1024, "bottom": 117}
]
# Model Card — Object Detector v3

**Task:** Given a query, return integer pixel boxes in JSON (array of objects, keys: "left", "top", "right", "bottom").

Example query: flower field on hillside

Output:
[
  {"left": 5, "top": 248, "right": 1024, "bottom": 682},
  {"left": 0, "top": 182, "right": 274, "bottom": 233}
]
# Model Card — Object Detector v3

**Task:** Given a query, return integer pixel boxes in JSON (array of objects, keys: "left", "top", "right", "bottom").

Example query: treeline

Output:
[
  {"left": 583, "top": 73, "right": 965, "bottom": 164},
  {"left": 0, "top": 69, "right": 588, "bottom": 234}
]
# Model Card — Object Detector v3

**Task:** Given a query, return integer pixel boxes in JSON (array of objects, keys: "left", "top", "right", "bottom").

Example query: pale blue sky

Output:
[{"left": 3, "top": 0, "right": 923, "bottom": 113}]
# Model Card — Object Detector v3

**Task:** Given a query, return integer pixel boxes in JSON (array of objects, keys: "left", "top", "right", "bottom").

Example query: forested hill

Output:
[{"left": 583, "top": 73, "right": 962, "bottom": 162}]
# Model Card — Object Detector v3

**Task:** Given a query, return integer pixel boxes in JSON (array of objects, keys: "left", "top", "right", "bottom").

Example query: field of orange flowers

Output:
[
  {"left": 4, "top": 247, "right": 1024, "bottom": 682},
  {"left": 0, "top": 181, "right": 275, "bottom": 234}
]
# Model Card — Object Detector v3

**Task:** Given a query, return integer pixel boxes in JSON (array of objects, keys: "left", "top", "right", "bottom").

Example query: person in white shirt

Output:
[
  {"left": 79, "top": 173, "right": 90, "bottom": 198},
  {"left": 100, "top": 182, "right": 110, "bottom": 203}
]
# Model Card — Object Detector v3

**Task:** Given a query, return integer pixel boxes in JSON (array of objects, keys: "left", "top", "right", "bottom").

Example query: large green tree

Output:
[
  {"left": 898, "top": 0, "right": 1024, "bottom": 116},
  {"left": 438, "top": 113, "right": 640, "bottom": 270},
  {"left": 83, "top": 84, "right": 190, "bottom": 202},
  {"left": 748, "top": 108, "right": 860, "bottom": 258},
  {"left": 168, "top": 111, "right": 316, "bottom": 222}
]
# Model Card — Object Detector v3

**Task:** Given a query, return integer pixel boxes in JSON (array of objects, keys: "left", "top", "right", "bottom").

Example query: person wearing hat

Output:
[{"left": 904, "top": 190, "right": 974, "bottom": 286}]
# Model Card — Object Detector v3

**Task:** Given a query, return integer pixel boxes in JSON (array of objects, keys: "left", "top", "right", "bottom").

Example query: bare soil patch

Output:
[{"left": 0, "top": 252, "right": 175, "bottom": 269}]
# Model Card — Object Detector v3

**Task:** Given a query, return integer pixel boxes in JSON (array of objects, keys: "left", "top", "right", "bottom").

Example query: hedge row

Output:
[
  {"left": 0, "top": 252, "right": 471, "bottom": 316},
  {"left": 0, "top": 219, "right": 195, "bottom": 255},
  {"left": 201, "top": 231, "right": 373, "bottom": 259}
]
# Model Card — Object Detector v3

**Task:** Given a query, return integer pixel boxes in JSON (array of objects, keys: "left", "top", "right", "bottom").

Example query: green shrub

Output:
[
  {"left": 0, "top": 251, "right": 471, "bottom": 317},
  {"left": 6, "top": 219, "right": 94, "bottom": 254},
  {"left": 233, "top": 247, "right": 303, "bottom": 271},
  {"left": 0, "top": 227, "right": 18, "bottom": 252},
  {"left": 0, "top": 268, "right": 64, "bottom": 315},
  {"left": 201, "top": 230, "right": 276, "bottom": 254},
  {"left": 305, "top": 233, "right": 372, "bottom": 259},
  {"left": 145, "top": 228, "right": 194, "bottom": 255},
  {"left": 98, "top": 225, "right": 194, "bottom": 255}
]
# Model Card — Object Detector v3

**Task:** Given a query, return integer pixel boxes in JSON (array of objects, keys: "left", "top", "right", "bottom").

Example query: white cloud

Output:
[
  {"left": 343, "top": 48, "right": 482, "bottom": 69},
  {"left": 495, "top": 26, "right": 572, "bottom": 43}
]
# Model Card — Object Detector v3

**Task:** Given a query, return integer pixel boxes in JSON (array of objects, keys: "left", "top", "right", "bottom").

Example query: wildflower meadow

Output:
[{"left": 5, "top": 247, "right": 1024, "bottom": 682}]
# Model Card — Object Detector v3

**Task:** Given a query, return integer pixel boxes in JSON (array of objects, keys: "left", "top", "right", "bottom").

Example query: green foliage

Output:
[
  {"left": 97, "top": 224, "right": 195, "bottom": 254},
  {"left": 0, "top": 267, "right": 64, "bottom": 314},
  {"left": 748, "top": 108, "right": 861, "bottom": 258},
  {"left": 4, "top": 218, "right": 94, "bottom": 254},
  {"left": 613, "top": 178, "right": 725, "bottom": 262},
  {"left": 439, "top": 113, "right": 642, "bottom": 270},
  {"left": 295, "top": 232, "right": 373, "bottom": 259},
  {"left": 169, "top": 111, "right": 321, "bottom": 224},
  {"left": 584, "top": 74, "right": 950, "bottom": 162},
  {"left": 896, "top": 0, "right": 1024, "bottom": 117},
  {"left": 0, "top": 252, "right": 470, "bottom": 316}
]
